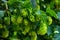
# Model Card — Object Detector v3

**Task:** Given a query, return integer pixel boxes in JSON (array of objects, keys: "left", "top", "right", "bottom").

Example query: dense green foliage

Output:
[{"left": 0, "top": 0, "right": 60, "bottom": 40}]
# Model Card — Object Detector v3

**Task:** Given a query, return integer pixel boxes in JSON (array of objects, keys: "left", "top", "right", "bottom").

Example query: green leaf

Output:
[
  {"left": 50, "top": 2, "right": 55, "bottom": 9},
  {"left": 30, "top": 0, "right": 37, "bottom": 8},
  {"left": 46, "top": 7, "right": 58, "bottom": 19}
]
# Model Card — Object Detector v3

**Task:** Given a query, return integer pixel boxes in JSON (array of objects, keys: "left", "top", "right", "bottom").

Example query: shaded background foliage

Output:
[{"left": 0, "top": 0, "right": 60, "bottom": 40}]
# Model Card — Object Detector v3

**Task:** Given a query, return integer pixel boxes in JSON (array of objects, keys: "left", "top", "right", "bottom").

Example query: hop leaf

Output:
[{"left": 46, "top": 7, "right": 58, "bottom": 19}]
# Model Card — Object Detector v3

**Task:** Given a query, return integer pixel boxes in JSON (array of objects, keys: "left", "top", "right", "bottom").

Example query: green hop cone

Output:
[
  {"left": 22, "top": 31, "right": 26, "bottom": 35},
  {"left": 23, "top": 19, "right": 28, "bottom": 25},
  {"left": 35, "top": 13, "right": 40, "bottom": 21},
  {"left": 31, "top": 35, "right": 37, "bottom": 40},
  {"left": 4, "top": 17, "right": 10, "bottom": 25},
  {"left": 14, "top": 9, "right": 17, "bottom": 13},
  {"left": 37, "top": 4, "right": 40, "bottom": 10},
  {"left": 11, "top": 15, "right": 16, "bottom": 24},
  {"left": 17, "top": 16, "right": 23, "bottom": 24},
  {"left": 29, "top": 31, "right": 36, "bottom": 36},
  {"left": 29, "top": 31, "right": 37, "bottom": 40},
  {"left": 29, "top": 15, "right": 35, "bottom": 22},
  {"left": 37, "top": 23, "right": 47, "bottom": 35},
  {"left": 2, "top": 30, "right": 9, "bottom": 38},
  {"left": 22, "top": 26, "right": 30, "bottom": 35},
  {"left": 47, "top": 16, "right": 52, "bottom": 25},
  {"left": 21, "top": 9, "right": 28, "bottom": 17},
  {"left": 24, "top": 26, "right": 30, "bottom": 33},
  {"left": 13, "top": 31, "right": 17, "bottom": 36}
]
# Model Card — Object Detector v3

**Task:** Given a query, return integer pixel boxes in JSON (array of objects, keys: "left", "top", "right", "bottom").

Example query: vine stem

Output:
[{"left": 5, "top": 1, "right": 8, "bottom": 10}]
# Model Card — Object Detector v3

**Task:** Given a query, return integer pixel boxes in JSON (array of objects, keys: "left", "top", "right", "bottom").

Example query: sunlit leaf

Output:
[{"left": 46, "top": 7, "right": 58, "bottom": 19}]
